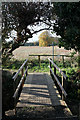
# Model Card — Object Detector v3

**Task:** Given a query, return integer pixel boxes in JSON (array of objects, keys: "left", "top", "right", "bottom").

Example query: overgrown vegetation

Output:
[
  {"left": 53, "top": 3, "right": 80, "bottom": 67},
  {"left": 2, "top": 69, "right": 22, "bottom": 115}
]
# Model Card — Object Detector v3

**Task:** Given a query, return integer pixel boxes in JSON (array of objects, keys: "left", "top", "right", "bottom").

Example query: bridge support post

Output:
[
  {"left": 62, "top": 74, "right": 64, "bottom": 100},
  {"left": 54, "top": 66, "right": 56, "bottom": 82},
  {"left": 49, "top": 58, "right": 52, "bottom": 76},
  {"left": 62, "top": 71, "right": 66, "bottom": 100},
  {"left": 54, "top": 67, "right": 56, "bottom": 76},
  {"left": 21, "top": 68, "right": 24, "bottom": 87},
  {"left": 25, "top": 62, "right": 28, "bottom": 76}
]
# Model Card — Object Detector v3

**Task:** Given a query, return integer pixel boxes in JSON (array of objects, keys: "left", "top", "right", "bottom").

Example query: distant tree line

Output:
[{"left": 24, "top": 41, "right": 39, "bottom": 46}]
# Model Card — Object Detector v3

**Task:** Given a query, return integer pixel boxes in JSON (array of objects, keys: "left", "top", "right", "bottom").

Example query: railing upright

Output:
[{"left": 49, "top": 58, "right": 52, "bottom": 76}]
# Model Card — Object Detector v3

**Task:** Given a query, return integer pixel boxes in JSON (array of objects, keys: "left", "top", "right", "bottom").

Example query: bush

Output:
[{"left": 2, "top": 70, "right": 14, "bottom": 115}]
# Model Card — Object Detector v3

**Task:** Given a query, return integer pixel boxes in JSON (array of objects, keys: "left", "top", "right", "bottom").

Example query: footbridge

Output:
[{"left": 11, "top": 58, "right": 78, "bottom": 120}]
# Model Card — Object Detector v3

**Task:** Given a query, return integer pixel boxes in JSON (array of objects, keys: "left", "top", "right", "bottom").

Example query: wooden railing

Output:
[
  {"left": 48, "top": 58, "right": 68, "bottom": 100},
  {"left": 12, "top": 59, "right": 28, "bottom": 107},
  {"left": 29, "top": 54, "right": 71, "bottom": 67}
]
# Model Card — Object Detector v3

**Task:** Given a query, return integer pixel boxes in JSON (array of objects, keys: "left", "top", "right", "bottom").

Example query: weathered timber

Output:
[
  {"left": 48, "top": 58, "right": 67, "bottom": 80},
  {"left": 13, "top": 59, "right": 28, "bottom": 81}
]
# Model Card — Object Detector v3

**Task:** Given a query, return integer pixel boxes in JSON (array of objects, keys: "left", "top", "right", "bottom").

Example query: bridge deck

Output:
[
  {"left": 17, "top": 73, "right": 71, "bottom": 115},
  {"left": 5, "top": 73, "right": 78, "bottom": 120}
]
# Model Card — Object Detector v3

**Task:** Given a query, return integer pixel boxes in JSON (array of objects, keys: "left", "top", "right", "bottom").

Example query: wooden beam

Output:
[{"left": 29, "top": 54, "right": 71, "bottom": 57}]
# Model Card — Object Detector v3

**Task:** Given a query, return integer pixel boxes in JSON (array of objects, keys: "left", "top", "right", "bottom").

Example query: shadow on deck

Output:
[{"left": 5, "top": 73, "right": 78, "bottom": 120}]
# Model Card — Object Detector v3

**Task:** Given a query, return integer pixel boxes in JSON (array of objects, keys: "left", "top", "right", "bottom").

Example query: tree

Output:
[
  {"left": 53, "top": 3, "right": 80, "bottom": 66},
  {"left": 39, "top": 30, "right": 58, "bottom": 47},
  {"left": 2, "top": 2, "right": 54, "bottom": 64},
  {"left": 2, "top": 2, "right": 53, "bottom": 51},
  {"left": 39, "top": 31, "right": 51, "bottom": 47}
]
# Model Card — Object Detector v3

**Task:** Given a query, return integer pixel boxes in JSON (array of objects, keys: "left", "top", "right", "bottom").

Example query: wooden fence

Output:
[
  {"left": 48, "top": 58, "right": 68, "bottom": 100},
  {"left": 29, "top": 54, "right": 71, "bottom": 67},
  {"left": 12, "top": 59, "right": 28, "bottom": 109}
]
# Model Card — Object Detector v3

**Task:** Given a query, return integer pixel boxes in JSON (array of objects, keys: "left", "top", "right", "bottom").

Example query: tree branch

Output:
[
  {"left": 39, "top": 20, "right": 54, "bottom": 27},
  {"left": 32, "top": 28, "right": 53, "bottom": 35}
]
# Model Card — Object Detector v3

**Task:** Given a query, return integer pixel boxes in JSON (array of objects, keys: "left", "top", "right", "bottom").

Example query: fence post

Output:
[
  {"left": 38, "top": 55, "right": 40, "bottom": 67},
  {"left": 62, "top": 56, "right": 65, "bottom": 67}
]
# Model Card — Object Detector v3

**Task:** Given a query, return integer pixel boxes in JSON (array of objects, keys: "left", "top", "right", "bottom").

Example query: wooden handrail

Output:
[
  {"left": 48, "top": 58, "right": 67, "bottom": 80},
  {"left": 49, "top": 67, "right": 67, "bottom": 97},
  {"left": 13, "top": 59, "right": 28, "bottom": 81},
  {"left": 48, "top": 58, "right": 68, "bottom": 100},
  {"left": 12, "top": 59, "right": 28, "bottom": 108},
  {"left": 13, "top": 66, "right": 28, "bottom": 99}
]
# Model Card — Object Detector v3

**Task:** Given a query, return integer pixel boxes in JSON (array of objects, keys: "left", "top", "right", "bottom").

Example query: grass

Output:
[
  {"left": 2, "top": 58, "right": 79, "bottom": 80},
  {"left": 28, "top": 59, "right": 49, "bottom": 72}
]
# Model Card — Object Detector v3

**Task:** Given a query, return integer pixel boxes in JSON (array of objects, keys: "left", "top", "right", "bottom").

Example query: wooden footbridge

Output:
[{"left": 12, "top": 58, "right": 78, "bottom": 120}]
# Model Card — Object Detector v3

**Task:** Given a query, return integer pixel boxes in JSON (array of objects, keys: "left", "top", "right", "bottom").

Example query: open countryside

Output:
[{"left": 13, "top": 46, "right": 76, "bottom": 60}]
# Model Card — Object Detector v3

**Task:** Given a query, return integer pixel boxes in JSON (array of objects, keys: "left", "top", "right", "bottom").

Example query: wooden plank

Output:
[{"left": 17, "top": 73, "right": 62, "bottom": 107}]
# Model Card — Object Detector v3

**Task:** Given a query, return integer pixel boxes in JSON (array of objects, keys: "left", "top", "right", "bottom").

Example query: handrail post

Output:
[
  {"left": 12, "top": 77, "right": 17, "bottom": 115},
  {"left": 25, "top": 62, "right": 28, "bottom": 77},
  {"left": 54, "top": 66, "right": 56, "bottom": 76},
  {"left": 62, "top": 73, "right": 64, "bottom": 100},
  {"left": 49, "top": 58, "right": 52, "bottom": 75},
  {"left": 54, "top": 66, "right": 56, "bottom": 82},
  {"left": 21, "top": 68, "right": 24, "bottom": 87},
  {"left": 61, "top": 71, "right": 66, "bottom": 100}
]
